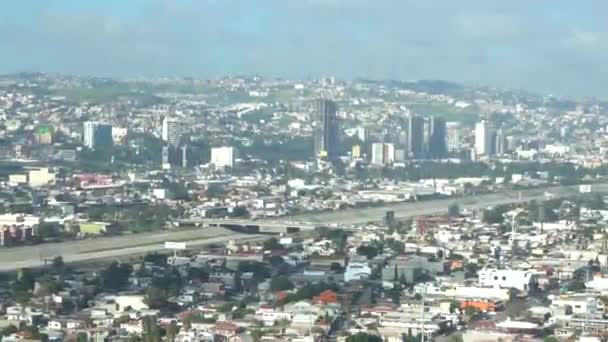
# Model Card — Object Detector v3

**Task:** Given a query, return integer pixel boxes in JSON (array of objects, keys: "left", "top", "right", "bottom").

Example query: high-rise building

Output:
[
  {"left": 161, "top": 145, "right": 172, "bottom": 170},
  {"left": 313, "top": 99, "right": 339, "bottom": 159},
  {"left": 446, "top": 122, "right": 461, "bottom": 152},
  {"left": 211, "top": 146, "right": 236, "bottom": 169},
  {"left": 407, "top": 115, "right": 425, "bottom": 158},
  {"left": 428, "top": 117, "right": 447, "bottom": 159},
  {"left": 352, "top": 145, "right": 362, "bottom": 159},
  {"left": 475, "top": 120, "right": 493, "bottom": 157},
  {"left": 371, "top": 143, "right": 395, "bottom": 166},
  {"left": 84, "top": 122, "right": 113, "bottom": 149},
  {"left": 181, "top": 145, "right": 191, "bottom": 168},
  {"left": 162, "top": 117, "right": 189, "bottom": 146},
  {"left": 494, "top": 129, "right": 507, "bottom": 156}
]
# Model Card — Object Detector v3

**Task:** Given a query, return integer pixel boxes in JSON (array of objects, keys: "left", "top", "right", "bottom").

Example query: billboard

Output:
[
  {"left": 580, "top": 185, "right": 592, "bottom": 193},
  {"left": 165, "top": 241, "right": 187, "bottom": 250}
]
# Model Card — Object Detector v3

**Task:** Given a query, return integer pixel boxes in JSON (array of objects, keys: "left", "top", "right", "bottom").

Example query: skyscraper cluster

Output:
[
  {"left": 403, "top": 115, "right": 447, "bottom": 159},
  {"left": 474, "top": 120, "right": 509, "bottom": 158}
]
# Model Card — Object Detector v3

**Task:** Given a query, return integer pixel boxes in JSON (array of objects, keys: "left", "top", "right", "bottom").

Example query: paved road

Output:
[
  {"left": 289, "top": 183, "right": 593, "bottom": 224},
  {"left": 0, "top": 227, "right": 260, "bottom": 272}
]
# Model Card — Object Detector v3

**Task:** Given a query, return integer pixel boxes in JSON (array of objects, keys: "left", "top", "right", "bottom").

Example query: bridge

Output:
[{"left": 174, "top": 218, "right": 358, "bottom": 233}]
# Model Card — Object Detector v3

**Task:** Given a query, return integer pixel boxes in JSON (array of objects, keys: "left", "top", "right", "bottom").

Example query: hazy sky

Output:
[{"left": 2, "top": 0, "right": 607, "bottom": 97}]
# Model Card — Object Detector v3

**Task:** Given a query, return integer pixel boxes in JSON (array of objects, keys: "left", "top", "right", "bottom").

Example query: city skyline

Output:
[{"left": 2, "top": 1, "right": 608, "bottom": 98}]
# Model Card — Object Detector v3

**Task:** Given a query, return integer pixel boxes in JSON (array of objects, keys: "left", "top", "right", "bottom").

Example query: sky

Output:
[{"left": 1, "top": 0, "right": 607, "bottom": 98}]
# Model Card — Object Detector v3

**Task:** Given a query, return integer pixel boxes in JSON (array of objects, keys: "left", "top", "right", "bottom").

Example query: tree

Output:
[
  {"left": 238, "top": 262, "right": 270, "bottom": 280},
  {"left": 543, "top": 337, "right": 559, "bottom": 342},
  {"left": 345, "top": 332, "right": 382, "bottom": 342},
  {"left": 166, "top": 321, "right": 179, "bottom": 342},
  {"left": 330, "top": 263, "right": 344, "bottom": 273},
  {"left": 583, "top": 193, "right": 605, "bottom": 210},
  {"left": 144, "top": 253, "right": 167, "bottom": 267},
  {"left": 2, "top": 324, "right": 18, "bottom": 337},
  {"left": 142, "top": 315, "right": 161, "bottom": 342},
  {"left": 450, "top": 300, "right": 460, "bottom": 314},
  {"left": 448, "top": 203, "right": 460, "bottom": 218},
  {"left": 51, "top": 256, "right": 64, "bottom": 271},
  {"left": 449, "top": 334, "right": 464, "bottom": 342},
  {"left": 36, "top": 274, "right": 64, "bottom": 296},
  {"left": 76, "top": 332, "right": 88, "bottom": 342},
  {"left": 99, "top": 262, "right": 132, "bottom": 292},
  {"left": 465, "top": 263, "right": 479, "bottom": 278},
  {"left": 263, "top": 238, "right": 282, "bottom": 251},
  {"left": 232, "top": 206, "right": 250, "bottom": 218},
  {"left": 356, "top": 244, "right": 380, "bottom": 260},
  {"left": 483, "top": 206, "right": 507, "bottom": 224},
  {"left": 270, "top": 276, "right": 294, "bottom": 292},
  {"left": 187, "top": 267, "right": 209, "bottom": 282},
  {"left": 145, "top": 287, "right": 168, "bottom": 310},
  {"left": 465, "top": 306, "right": 480, "bottom": 317},
  {"left": 269, "top": 256, "right": 285, "bottom": 267}
]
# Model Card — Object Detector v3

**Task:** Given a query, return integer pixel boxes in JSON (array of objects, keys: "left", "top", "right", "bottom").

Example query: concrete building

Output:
[
  {"left": 428, "top": 116, "right": 447, "bottom": 159},
  {"left": 475, "top": 120, "right": 493, "bottom": 157},
  {"left": 9, "top": 167, "right": 56, "bottom": 187},
  {"left": 162, "top": 117, "right": 189, "bottom": 146},
  {"left": 495, "top": 128, "right": 507, "bottom": 155},
  {"left": 478, "top": 269, "right": 537, "bottom": 292},
  {"left": 84, "top": 121, "right": 113, "bottom": 149},
  {"left": 446, "top": 122, "right": 461, "bottom": 152},
  {"left": 352, "top": 145, "right": 362, "bottom": 159},
  {"left": 112, "top": 127, "right": 128, "bottom": 144},
  {"left": 407, "top": 115, "right": 425, "bottom": 158},
  {"left": 371, "top": 143, "right": 395, "bottom": 166},
  {"left": 211, "top": 146, "right": 236, "bottom": 169},
  {"left": 313, "top": 99, "right": 339, "bottom": 159},
  {"left": 344, "top": 262, "right": 372, "bottom": 282}
]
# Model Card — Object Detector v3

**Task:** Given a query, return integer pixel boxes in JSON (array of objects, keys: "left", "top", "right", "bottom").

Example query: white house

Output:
[
  {"left": 254, "top": 306, "right": 292, "bottom": 326},
  {"left": 478, "top": 269, "right": 537, "bottom": 292},
  {"left": 344, "top": 262, "right": 372, "bottom": 282}
]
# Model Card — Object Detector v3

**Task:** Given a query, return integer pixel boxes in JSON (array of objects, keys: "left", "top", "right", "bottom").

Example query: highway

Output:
[
  {"left": 192, "top": 184, "right": 595, "bottom": 228},
  {"left": 0, "top": 227, "right": 263, "bottom": 272},
  {"left": 0, "top": 183, "right": 603, "bottom": 272},
  {"left": 288, "top": 183, "right": 596, "bottom": 224}
]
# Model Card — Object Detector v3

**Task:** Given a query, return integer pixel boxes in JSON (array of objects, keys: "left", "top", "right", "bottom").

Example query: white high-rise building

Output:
[
  {"left": 211, "top": 146, "right": 236, "bottom": 169},
  {"left": 475, "top": 120, "right": 493, "bottom": 157},
  {"left": 162, "top": 117, "right": 189, "bottom": 146},
  {"left": 371, "top": 143, "right": 395, "bottom": 165}
]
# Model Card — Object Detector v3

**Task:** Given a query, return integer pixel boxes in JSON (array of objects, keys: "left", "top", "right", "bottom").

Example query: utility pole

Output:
[
  {"left": 511, "top": 212, "right": 517, "bottom": 250},
  {"left": 420, "top": 288, "right": 426, "bottom": 342}
]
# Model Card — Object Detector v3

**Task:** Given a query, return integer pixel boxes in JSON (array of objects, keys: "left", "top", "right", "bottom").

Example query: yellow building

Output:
[
  {"left": 79, "top": 222, "right": 112, "bottom": 235},
  {"left": 9, "top": 167, "right": 55, "bottom": 187},
  {"left": 352, "top": 145, "right": 361, "bottom": 159}
]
